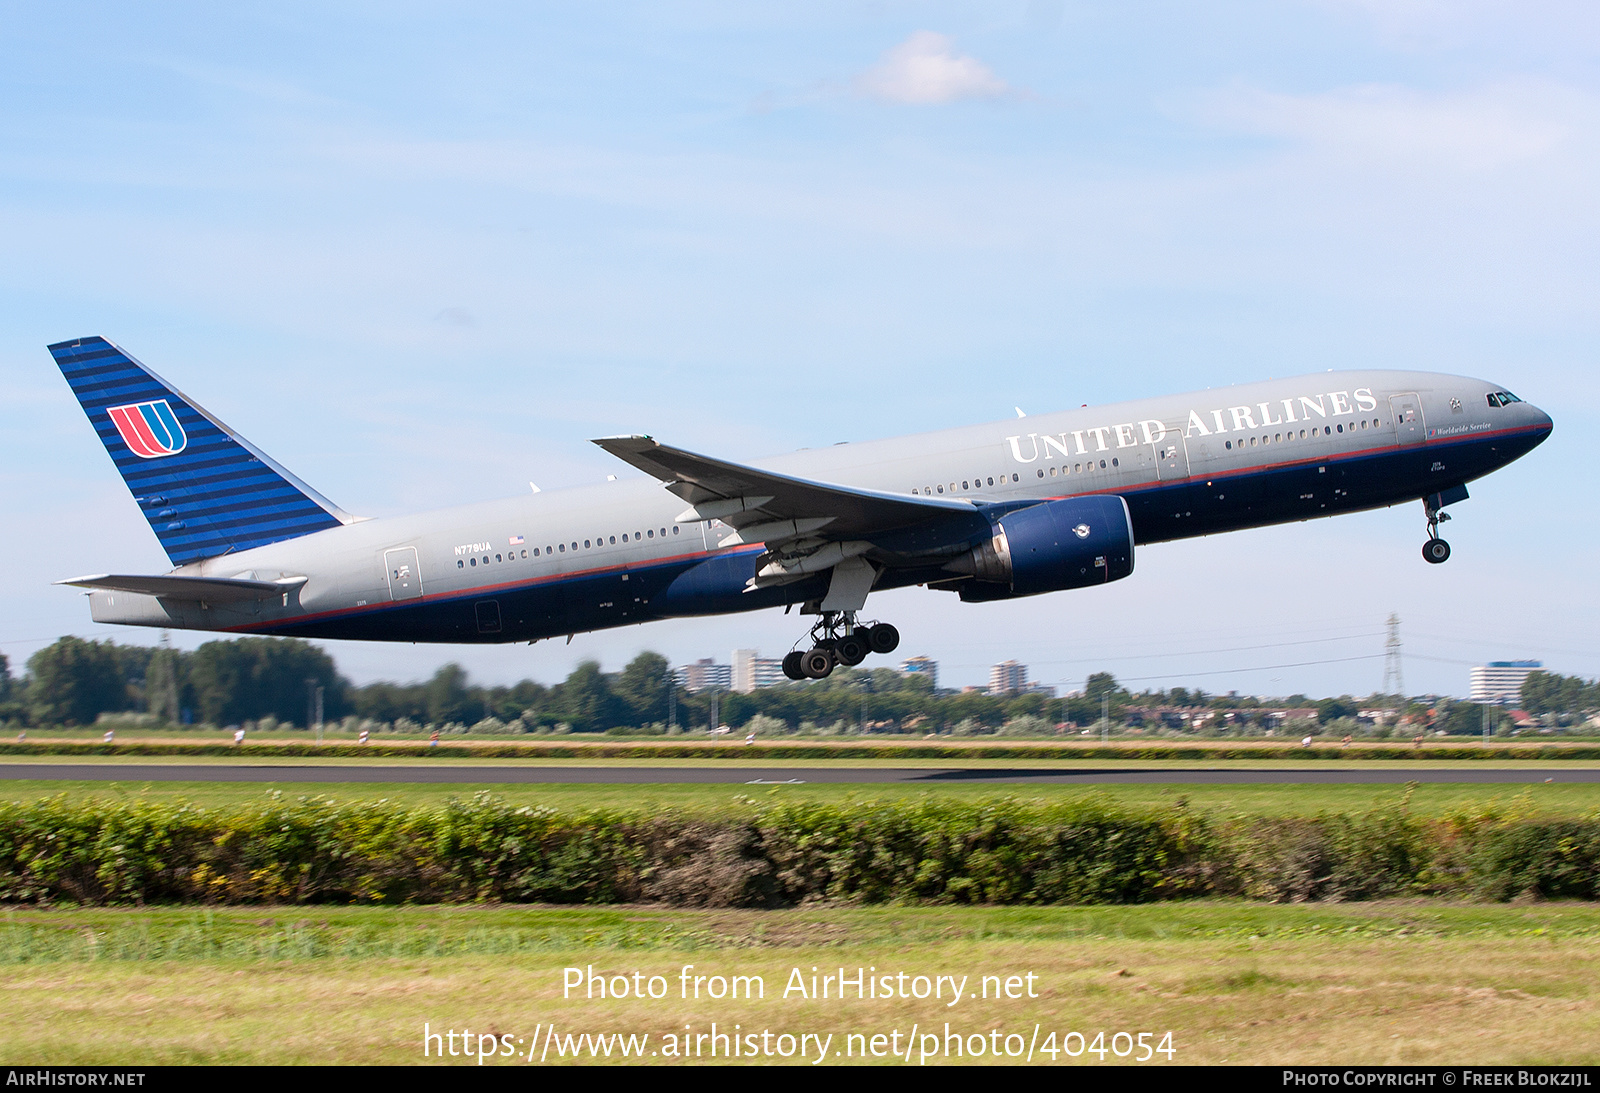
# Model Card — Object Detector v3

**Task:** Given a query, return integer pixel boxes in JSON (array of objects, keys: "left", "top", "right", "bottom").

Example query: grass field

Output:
[
  {"left": 5, "top": 755, "right": 1599, "bottom": 1066},
  {"left": 2, "top": 902, "right": 1597, "bottom": 1065},
  {"left": 2, "top": 778, "right": 1597, "bottom": 818}
]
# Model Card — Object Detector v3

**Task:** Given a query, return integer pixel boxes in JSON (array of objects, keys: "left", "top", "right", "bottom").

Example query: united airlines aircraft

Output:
[{"left": 51, "top": 337, "right": 1551, "bottom": 679}]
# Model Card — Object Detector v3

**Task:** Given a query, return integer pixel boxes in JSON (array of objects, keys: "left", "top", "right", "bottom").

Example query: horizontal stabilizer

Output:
[
  {"left": 590, "top": 435, "right": 973, "bottom": 542},
  {"left": 56, "top": 573, "right": 307, "bottom": 603},
  {"left": 49, "top": 337, "right": 353, "bottom": 566}
]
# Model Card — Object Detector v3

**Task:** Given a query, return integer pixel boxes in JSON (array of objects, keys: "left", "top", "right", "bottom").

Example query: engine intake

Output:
[{"left": 945, "top": 495, "right": 1134, "bottom": 599}]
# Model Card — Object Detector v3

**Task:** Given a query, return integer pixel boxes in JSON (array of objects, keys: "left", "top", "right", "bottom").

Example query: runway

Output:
[{"left": 1, "top": 764, "right": 1596, "bottom": 785}]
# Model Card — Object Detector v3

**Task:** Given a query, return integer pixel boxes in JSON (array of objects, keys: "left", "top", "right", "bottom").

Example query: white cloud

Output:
[
  {"left": 1195, "top": 80, "right": 1582, "bottom": 172},
  {"left": 855, "top": 31, "right": 1011, "bottom": 105}
]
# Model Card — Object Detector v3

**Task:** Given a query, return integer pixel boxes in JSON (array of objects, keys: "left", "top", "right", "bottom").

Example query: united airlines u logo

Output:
[{"left": 107, "top": 400, "right": 187, "bottom": 458}]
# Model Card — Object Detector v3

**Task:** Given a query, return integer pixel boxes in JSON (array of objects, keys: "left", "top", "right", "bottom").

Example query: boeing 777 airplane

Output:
[{"left": 51, "top": 337, "right": 1551, "bottom": 679}]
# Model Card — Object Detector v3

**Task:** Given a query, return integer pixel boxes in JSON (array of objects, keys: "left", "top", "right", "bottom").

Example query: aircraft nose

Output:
[{"left": 1528, "top": 402, "right": 1554, "bottom": 436}]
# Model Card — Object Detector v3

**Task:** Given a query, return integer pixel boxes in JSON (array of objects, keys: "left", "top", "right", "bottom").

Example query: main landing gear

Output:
[
  {"left": 1422, "top": 500, "right": 1452, "bottom": 565},
  {"left": 781, "top": 611, "right": 900, "bottom": 680}
]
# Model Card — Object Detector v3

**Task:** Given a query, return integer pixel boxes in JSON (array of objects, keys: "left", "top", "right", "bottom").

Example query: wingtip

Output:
[{"left": 54, "top": 574, "right": 110, "bottom": 587}]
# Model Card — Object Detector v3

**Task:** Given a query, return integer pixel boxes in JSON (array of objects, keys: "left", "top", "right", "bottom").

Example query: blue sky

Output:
[{"left": 2, "top": 2, "right": 1596, "bottom": 698}]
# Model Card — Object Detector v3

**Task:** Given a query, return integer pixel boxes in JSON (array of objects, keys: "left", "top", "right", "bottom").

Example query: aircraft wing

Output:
[
  {"left": 56, "top": 573, "right": 307, "bottom": 602},
  {"left": 591, "top": 435, "right": 974, "bottom": 544}
]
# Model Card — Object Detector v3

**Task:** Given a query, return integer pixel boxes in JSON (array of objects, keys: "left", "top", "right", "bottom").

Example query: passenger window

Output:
[
  {"left": 470, "top": 557, "right": 477, "bottom": 566},
  {"left": 1336, "top": 424, "right": 1343, "bottom": 433},
  {"left": 1049, "top": 467, "right": 1056, "bottom": 476},
  {"left": 1035, "top": 470, "right": 1043, "bottom": 479},
  {"left": 457, "top": 560, "right": 464, "bottom": 569},
  {"left": 558, "top": 544, "right": 565, "bottom": 552},
  {"left": 521, "top": 549, "right": 527, "bottom": 558},
  {"left": 1011, "top": 473, "right": 1018, "bottom": 482},
  {"left": 937, "top": 484, "right": 945, "bottom": 492},
  {"left": 534, "top": 548, "right": 540, "bottom": 556},
  {"left": 1100, "top": 460, "right": 1107, "bottom": 469},
  {"left": 962, "top": 480, "right": 969, "bottom": 489},
  {"left": 609, "top": 535, "right": 616, "bottom": 544},
  {"left": 673, "top": 526, "right": 679, "bottom": 534},
  {"left": 647, "top": 529, "right": 654, "bottom": 537},
  {"left": 1225, "top": 441, "right": 1233, "bottom": 449}
]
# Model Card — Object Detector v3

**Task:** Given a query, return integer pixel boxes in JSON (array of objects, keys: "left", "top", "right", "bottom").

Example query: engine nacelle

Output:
[{"left": 945, "top": 495, "right": 1134, "bottom": 600}]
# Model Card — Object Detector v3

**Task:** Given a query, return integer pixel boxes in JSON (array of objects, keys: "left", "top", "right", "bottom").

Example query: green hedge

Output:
[{"left": 1, "top": 794, "right": 1592, "bottom": 907}]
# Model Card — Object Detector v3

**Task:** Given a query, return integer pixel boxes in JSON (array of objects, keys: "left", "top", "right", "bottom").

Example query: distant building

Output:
[
  {"left": 732, "top": 649, "right": 786, "bottom": 693},
  {"left": 1470, "top": 661, "right": 1542, "bottom": 706},
  {"left": 899, "top": 655, "right": 938, "bottom": 688},
  {"left": 678, "top": 658, "right": 731, "bottom": 694},
  {"left": 989, "top": 660, "right": 1027, "bottom": 695}
]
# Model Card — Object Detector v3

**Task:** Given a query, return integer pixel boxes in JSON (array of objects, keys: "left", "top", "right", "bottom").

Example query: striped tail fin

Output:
[{"left": 50, "top": 336, "right": 352, "bottom": 566}]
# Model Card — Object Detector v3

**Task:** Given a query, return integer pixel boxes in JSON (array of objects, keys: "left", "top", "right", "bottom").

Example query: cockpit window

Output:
[{"left": 1486, "top": 391, "right": 1523, "bottom": 408}]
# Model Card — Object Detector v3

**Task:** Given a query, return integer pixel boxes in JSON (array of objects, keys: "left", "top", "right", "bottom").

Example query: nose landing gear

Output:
[
  {"left": 781, "top": 611, "right": 901, "bottom": 679},
  {"left": 1422, "top": 498, "right": 1452, "bottom": 564}
]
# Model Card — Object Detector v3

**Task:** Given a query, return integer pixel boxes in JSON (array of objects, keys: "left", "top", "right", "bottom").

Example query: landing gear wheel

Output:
[
  {"left": 867, "top": 623, "right": 900, "bottom": 655},
  {"left": 1423, "top": 538, "right": 1451, "bottom": 564},
  {"left": 835, "top": 634, "right": 869, "bottom": 667},
  {"left": 782, "top": 651, "right": 806, "bottom": 680},
  {"left": 801, "top": 648, "right": 836, "bottom": 679}
]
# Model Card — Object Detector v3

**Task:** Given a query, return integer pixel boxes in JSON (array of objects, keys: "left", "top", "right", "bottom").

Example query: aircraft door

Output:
[
  {"left": 384, "top": 547, "right": 424, "bottom": 601},
  {"left": 1155, "top": 437, "right": 1190, "bottom": 481},
  {"left": 1390, "top": 394, "right": 1424, "bottom": 445}
]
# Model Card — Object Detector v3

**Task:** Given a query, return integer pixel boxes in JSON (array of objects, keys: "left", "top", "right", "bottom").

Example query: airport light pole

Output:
[{"left": 306, "top": 677, "right": 324, "bottom": 745}]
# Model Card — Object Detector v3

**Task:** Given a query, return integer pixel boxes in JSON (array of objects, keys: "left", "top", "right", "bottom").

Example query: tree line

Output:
[{"left": 4, "top": 636, "right": 1596, "bottom": 734}]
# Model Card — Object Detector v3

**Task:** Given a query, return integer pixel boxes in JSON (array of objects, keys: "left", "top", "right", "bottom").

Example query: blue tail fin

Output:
[{"left": 50, "top": 337, "right": 352, "bottom": 566}]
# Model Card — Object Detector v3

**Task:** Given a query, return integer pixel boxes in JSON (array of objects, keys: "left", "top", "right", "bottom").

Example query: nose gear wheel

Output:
[{"left": 1422, "top": 498, "right": 1452, "bottom": 565}]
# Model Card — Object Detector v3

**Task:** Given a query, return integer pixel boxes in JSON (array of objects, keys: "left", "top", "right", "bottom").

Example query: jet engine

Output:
[{"left": 943, "top": 495, "right": 1134, "bottom": 601}]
